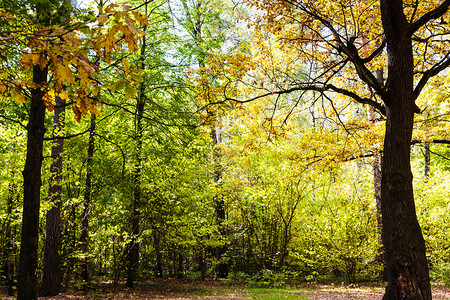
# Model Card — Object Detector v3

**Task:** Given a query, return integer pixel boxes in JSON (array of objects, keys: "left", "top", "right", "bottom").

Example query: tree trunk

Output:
[
  {"left": 368, "top": 86, "right": 384, "bottom": 280},
  {"left": 125, "top": 13, "right": 148, "bottom": 286},
  {"left": 3, "top": 182, "right": 16, "bottom": 296},
  {"left": 211, "top": 127, "right": 228, "bottom": 278},
  {"left": 17, "top": 64, "right": 48, "bottom": 300},
  {"left": 80, "top": 114, "right": 96, "bottom": 286},
  {"left": 380, "top": 1, "right": 431, "bottom": 298},
  {"left": 424, "top": 143, "right": 430, "bottom": 179},
  {"left": 153, "top": 229, "right": 163, "bottom": 277},
  {"left": 40, "top": 95, "right": 65, "bottom": 296},
  {"left": 381, "top": 103, "right": 431, "bottom": 300},
  {"left": 126, "top": 70, "right": 145, "bottom": 289}
]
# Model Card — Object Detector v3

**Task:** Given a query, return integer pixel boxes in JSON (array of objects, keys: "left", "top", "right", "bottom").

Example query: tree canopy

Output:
[{"left": 0, "top": 0, "right": 450, "bottom": 300}]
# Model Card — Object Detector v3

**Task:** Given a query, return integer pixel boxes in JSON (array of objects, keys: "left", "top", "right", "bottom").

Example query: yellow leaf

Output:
[
  {"left": 123, "top": 58, "right": 130, "bottom": 73},
  {"left": 130, "top": 72, "right": 143, "bottom": 83},
  {"left": 98, "top": 14, "right": 108, "bottom": 26},
  {"left": 59, "top": 90, "right": 69, "bottom": 100},
  {"left": 132, "top": 11, "right": 149, "bottom": 26},
  {"left": 92, "top": 86, "right": 100, "bottom": 97},
  {"left": 72, "top": 104, "right": 82, "bottom": 122},
  {"left": 0, "top": 83, "right": 7, "bottom": 94},
  {"left": 124, "top": 15, "right": 139, "bottom": 35},
  {"left": 11, "top": 89, "right": 26, "bottom": 104}
]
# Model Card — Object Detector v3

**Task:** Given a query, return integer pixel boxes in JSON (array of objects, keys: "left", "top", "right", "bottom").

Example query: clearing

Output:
[{"left": 1, "top": 279, "right": 450, "bottom": 299}]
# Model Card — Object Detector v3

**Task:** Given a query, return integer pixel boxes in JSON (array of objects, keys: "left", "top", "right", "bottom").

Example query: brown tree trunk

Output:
[
  {"left": 125, "top": 11, "right": 148, "bottom": 286},
  {"left": 368, "top": 70, "right": 385, "bottom": 280},
  {"left": 153, "top": 228, "right": 163, "bottom": 278},
  {"left": 380, "top": 1, "right": 431, "bottom": 298},
  {"left": 79, "top": 114, "right": 96, "bottom": 286},
  {"left": 125, "top": 71, "right": 145, "bottom": 289},
  {"left": 40, "top": 95, "right": 65, "bottom": 296},
  {"left": 424, "top": 142, "right": 430, "bottom": 180},
  {"left": 40, "top": 0, "right": 71, "bottom": 291},
  {"left": 17, "top": 64, "right": 48, "bottom": 300},
  {"left": 211, "top": 127, "right": 228, "bottom": 278},
  {"left": 3, "top": 182, "right": 16, "bottom": 296}
]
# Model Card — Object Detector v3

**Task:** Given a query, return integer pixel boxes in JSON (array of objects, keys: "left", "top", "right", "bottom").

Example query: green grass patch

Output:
[{"left": 243, "top": 287, "right": 311, "bottom": 300}]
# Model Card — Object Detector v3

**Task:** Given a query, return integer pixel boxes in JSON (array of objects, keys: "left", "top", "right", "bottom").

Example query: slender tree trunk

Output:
[
  {"left": 126, "top": 60, "right": 145, "bottom": 289},
  {"left": 368, "top": 69, "right": 385, "bottom": 280},
  {"left": 125, "top": 12, "right": 148, "bottom": 286},
  {"left": 211, "top": 126, "right": 228, "bottom": 278},
  {"left": 424, "top": 143, "right": 430, "bottom": 179},
  {"left": 153, "top": 229, "right": 163, "bottom": 277},
  {"left": 176, "top": 249, "right": 184, "bottom": 279},
  {"left": 380, "top": 1, "right": 431, "bottom": 298},
  {"left": 17, "top": 64, "right": 48, "bottom": 300},
  {"left": 80, "top": 114, "right": 96, "bottom": 286},
  {"left": 3, "top": 182, "right": 16, "bottom": 296},
  {"left": 40, "top": 95, "right": 65, "bottom": 296},
  {"left": 62, "top": 203, "right": 77, "bottom": 289}
]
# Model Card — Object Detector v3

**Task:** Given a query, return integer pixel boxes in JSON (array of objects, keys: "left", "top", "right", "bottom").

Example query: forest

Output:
[{"left": 0, "top": 0, "right": 450, "bottom": 299}]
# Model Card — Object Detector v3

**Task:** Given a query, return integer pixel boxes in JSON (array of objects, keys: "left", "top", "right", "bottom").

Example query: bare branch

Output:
[
  {"left": 223, "top": 83, "right": 386, "bottom": 116},
  {"left": 412, "top": 139, "right": 450, "bottom": 145},
  {"left": 43, "top": 128, "right": 91, "bottom": 141}
]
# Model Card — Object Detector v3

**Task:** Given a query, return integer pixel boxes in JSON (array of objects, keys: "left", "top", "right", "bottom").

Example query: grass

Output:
[
  {"left": 243, "top": 287, "right": 310, "bottom": 299},
  {"left": 1, "top": 279, "right": 448, "bottom": 299}
]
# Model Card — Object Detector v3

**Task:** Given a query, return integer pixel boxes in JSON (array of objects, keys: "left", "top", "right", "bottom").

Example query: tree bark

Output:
[
  {"left": 211, "top": 126, "right": 228, "bottom": 278},
  {"left": 126, "top": 67, "right": 145, "bottom": 289},
  {"left": 40, "top": 95, "right": 65, "bottom": 296},
  {"left": 125, "top": 9, "right": 148, "bottom": 285},
  {"left": 424, "top": 143, "right": 430, "bottom": 179},
  {"left": 380, "top": 0, "right": 431, "bottom": 298},
  {"left": 153, "top": 228, "right": 163, "bottom": 277},
  {"left": 17, "top": 64, "right": 48, "bottom": 300},
  {"left": 79, "top": 114, "right": 96, "bottom": 286},
  {"left": 3, "top": 182, "right": 16, "bottom": 296}
]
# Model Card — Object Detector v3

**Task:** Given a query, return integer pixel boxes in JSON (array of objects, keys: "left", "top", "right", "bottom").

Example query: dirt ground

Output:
[{"left": 1, "top": 279, "right": 450, "bottom": 299}]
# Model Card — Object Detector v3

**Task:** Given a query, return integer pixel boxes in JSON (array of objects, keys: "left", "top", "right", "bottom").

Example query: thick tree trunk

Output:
[
  {"left": 17, "top": 64, "right": 48, "bottom": 300},
  {"left": 40, "top": 95, "right": 65, "bottom": 296},
  {"left": 381, "top": 105, "right": 430, "bottom": 300},
  {"left": 380, "top": 1, "right": 431, "bottom": 298},
  {"left": 80, "top": 114, "right": 96, "bottom": 286}
]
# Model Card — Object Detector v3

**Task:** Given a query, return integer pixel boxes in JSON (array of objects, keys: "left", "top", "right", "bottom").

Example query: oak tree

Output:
[{"left": 212, "top": 0, "right": 450, "bottom": 298}]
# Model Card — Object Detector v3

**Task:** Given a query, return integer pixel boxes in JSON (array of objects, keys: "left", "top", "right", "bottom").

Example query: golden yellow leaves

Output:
[
  {"left": 10, "top": 87, "right": 27, "bottom": 104},
  {"left": 2, "top": 2, "right": 148, "bottom": 122},
  {"left": 123, "top": 58, "right": 130, "bottom": 73},
  {"left": 413, "top": 74, "right": 450, "bottom": 143},
  {"left": 19, "top": 51, "right": 48, "bottom": 71}
]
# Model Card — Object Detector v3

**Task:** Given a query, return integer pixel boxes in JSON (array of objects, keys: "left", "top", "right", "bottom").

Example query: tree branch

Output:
[
  {"left": 0, "top": 115, "right": 27, "bottom": 129},
  {"left": 223, "top": 83, "right": 386, "bottom": 116},
  {"left": 283, "top": 0, "right": 385, "bottom": 94},
  {"left": 413, "top": 53, "right": 450, "bottom": 100},
  {"left": 409, "top": 0, "right": 450, "bottom": 34},
  {"left": 43, "top": 128, "right": 91, "bottom": 141},
  {"left": 412, "top": 139, "right": 450, "bottom": 145}
]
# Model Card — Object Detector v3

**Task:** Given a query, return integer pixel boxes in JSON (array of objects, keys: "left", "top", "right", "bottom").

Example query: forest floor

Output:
[{"left": 1, "top": 278, "right": 450, "bottom": 299}]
